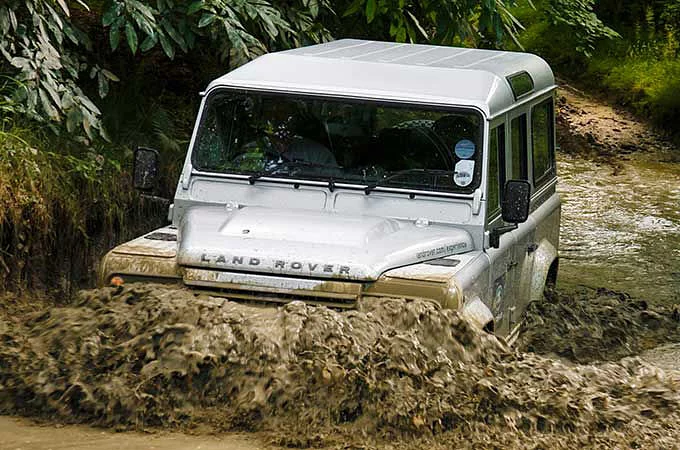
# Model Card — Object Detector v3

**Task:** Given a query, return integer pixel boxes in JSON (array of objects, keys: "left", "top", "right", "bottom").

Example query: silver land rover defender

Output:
[{"left": 100, "top": 39, "right": 560, "bottom": 340}]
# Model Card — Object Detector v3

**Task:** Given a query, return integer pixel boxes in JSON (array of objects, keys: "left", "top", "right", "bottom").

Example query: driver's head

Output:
[
  {"left": 263, "top": 101, "right": 298, "bottom": 151},
  {"left": 264, "top": 116, "right": 294, "bottom": 152}
]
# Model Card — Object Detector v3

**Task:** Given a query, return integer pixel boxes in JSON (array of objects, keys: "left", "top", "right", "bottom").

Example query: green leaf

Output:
[
  {"left": 343, "top": 0, "right": 363, "bottom": 17},
  {"left": 187, "top": 1, "right": 204, "bottom": 15},
  {"left": 97, "top": 72, "right": 109, "bottom": 98},
  {"left": 39, "top": 88, "right": 60, "bottom": 120},
  {"left": 0, "top": 8, "right": 8, "bottom": 34},
  {"left": 40, "top": 78, "right": 62, "bottom": 109},
  {"left": 198, "top": 13, "right": 216, "bottom": 28},
  {"left": 8, "top": 7, "right": 17, "bottom": 31},
  {"left": 66, "top": 109, "right": 81, "bottom": 133},
  {"left": 125, "top": 23, "right": 138, "bottom": 54},
  {"left": 56, "top": 0, "right": 70, "bottom": 16},
  {"left": 101, "top": 69, "right": 120, "bottom": 82},
  {"left": 110, "top": 26, "right": 121, "bottom": 50},
  {"left": 82, "top": 111, "right": 94, "bottom": 140},
  {"left": 158, "top": 32, "right": 175, "bottom": 59},
  {"left": 309, "top": 0, "right": 319, "bottom": 18},
  {"left": 75, "top": 0, "right": 90, "bottom": 11},
  {"left": 102, "top": 6, "right": 118, "bottom": 26},
  {"left": 396, "top": 26, "right": 406, "bottom": 42},
  {"left": 162, "top": 20, "right": 187, "bottom": 52},
  {"left": 100, "top": 126, "right": 112, "bottom": 143},
  {"left": 140, "top": 33, "right": 158, "bottom": 52},
  {"left": 365, "top": 0, "right": 376, "bottom": 23},
  {"left": 78, "top": 94, "right": 102, "bottom": 115}
]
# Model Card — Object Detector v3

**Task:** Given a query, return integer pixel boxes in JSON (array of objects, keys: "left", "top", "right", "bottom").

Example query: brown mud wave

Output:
[
  {"left": 518, "top": 287, "right": 680, "bottom": 363},
  {"left": 1, "top": 285, "right": 680, "bottom": 449}
]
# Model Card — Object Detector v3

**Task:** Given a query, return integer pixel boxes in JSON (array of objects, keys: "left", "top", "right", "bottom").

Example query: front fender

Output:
[{"left": 529, "top": 239, "right": 558, "bottom": 303}]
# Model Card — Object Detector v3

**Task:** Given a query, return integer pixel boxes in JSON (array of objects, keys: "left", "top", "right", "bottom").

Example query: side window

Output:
[
  {"left": 487, "top": 124, "right": 505, "bottom": 219},
  {"left": 531, "top": 99, "right": 555, "bottom": 187},
  {"left": 510, "top": 114, "right": 528, "bottom": 180}
]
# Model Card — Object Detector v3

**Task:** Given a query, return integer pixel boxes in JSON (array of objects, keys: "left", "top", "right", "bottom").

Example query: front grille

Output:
[
  {"left": 182, "top": 268, "right": 362, "bottom": 308},
  {"left": 190, "top": 285, "right": 358, "bottom": 308}
]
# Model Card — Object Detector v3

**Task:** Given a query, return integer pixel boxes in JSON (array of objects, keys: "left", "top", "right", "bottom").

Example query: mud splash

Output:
[
  {"left": 518, "top": 287, "right": 680, "bottom": 363},
  {"left": 1, "top": 285, "right": 680, "bottom": 448}
]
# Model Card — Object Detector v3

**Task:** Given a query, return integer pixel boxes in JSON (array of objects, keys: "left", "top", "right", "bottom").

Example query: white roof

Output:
[{"left": 207, "top": 39, "right": 556, "bottom": 118}]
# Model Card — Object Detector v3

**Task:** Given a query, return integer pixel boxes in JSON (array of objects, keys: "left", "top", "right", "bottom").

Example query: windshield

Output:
[{"left": 192, "top": 90, "right": 483, "bottom": 193}]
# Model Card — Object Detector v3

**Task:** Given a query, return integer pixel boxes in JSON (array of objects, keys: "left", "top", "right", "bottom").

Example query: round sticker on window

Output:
[
  {"left": 454, "top": 139, "right": 476, "bottom": 159},
  {"left": 454, "top": 160, "right": 475, "bottom": 187}
]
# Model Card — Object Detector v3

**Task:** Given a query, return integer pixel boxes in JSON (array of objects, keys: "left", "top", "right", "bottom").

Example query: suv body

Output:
[{"left": 100, "top": 39, "right": 560, "bottom": 339}]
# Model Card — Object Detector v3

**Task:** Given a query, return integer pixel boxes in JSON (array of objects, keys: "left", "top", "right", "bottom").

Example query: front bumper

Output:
[{"left": 100, "top": 227, "right": 461, "bottom": 309}]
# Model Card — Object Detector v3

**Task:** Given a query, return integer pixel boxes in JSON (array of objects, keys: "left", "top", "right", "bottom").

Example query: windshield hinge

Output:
[
  {"left": 472, "top": 190, "right": 482, "bottom": 215},
  {"left": 181, "top": 165, "right": 192, "bottom": 190}
]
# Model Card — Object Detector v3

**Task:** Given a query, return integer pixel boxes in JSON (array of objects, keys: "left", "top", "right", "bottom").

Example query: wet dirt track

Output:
[
  {"left": 0, "top": 416, "right": 264, "bottom": 450},
  {"left": 2, "top": 285, "right": 680, "bottom": 449},
  {"left": 556, "top": 84, "right": 680, "bottom": 304}
]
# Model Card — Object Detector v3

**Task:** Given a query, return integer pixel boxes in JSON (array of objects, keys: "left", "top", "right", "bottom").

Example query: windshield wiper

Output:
[
  {"left": 248, "top": 160, "right": 338, "bottom": 185},
  {"left": 364, "top": 168, "right": 433, "bottom": 195}
]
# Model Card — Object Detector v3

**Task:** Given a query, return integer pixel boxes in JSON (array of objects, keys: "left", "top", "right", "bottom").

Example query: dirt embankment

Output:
[
  {"left": 556, "top": 82, "right": 678, "bottom": 167},
  {"left": 1, "top": 285, "right": 680, "bottom": 449}
]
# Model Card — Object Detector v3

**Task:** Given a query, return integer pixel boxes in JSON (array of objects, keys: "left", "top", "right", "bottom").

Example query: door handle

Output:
[
  {"left": 507, "top": 261, "right": 518, "bottom": 270},
  {"left": 527, "top": 243, "right": 538, "bottom": 254}
]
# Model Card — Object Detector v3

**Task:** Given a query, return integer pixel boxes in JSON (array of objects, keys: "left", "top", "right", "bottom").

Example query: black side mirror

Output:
[
  {"left": 501, "top": 180, "right": 531, "bottom": 224},
  {"left": 490, "top": 180, "right": 532, "bottom": 248},
  {"left": 133, "top": 147, "right": 160, "bottom": 191}
]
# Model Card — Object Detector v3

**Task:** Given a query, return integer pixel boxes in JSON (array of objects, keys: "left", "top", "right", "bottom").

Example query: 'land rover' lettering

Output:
[{"left": 198, "top": 254, "right": 352, "bottom": 275}]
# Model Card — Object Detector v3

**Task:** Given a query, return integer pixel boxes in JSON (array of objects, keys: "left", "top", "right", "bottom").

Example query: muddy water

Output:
[
  {"left": 2, "top": 285, "right": 680, "bottom": 448},
  {"left": 557, "top": 153, "right": 680, "bottom": 304}
]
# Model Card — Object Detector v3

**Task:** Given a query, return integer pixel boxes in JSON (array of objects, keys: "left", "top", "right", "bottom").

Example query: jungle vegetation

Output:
[{"left": 0, "top": 0, "right": 676, "bottom": 293}]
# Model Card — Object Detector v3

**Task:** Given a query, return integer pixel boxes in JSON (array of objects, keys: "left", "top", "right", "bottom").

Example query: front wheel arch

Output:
[{"left": 530, "top": 240, "right": 559, "bottom": 303}]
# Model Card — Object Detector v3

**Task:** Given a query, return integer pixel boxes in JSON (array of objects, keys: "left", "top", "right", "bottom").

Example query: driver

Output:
[{"left": 267, "top": 116, "right": 338, "bottom": 167}]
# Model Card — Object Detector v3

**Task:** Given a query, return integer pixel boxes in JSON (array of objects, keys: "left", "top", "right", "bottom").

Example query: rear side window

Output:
[
  {"left": 510, "top": 114, "right": 528, "bottom": 181},
  {"left": 487, "top": 124, "right": 505, "bottom": 219},
  {"left": 531, "top": 99, "right": 555, "bottom": 187}
]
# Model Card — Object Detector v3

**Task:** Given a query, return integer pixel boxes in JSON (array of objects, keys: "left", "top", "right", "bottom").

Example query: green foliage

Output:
[
  {"left": 510, "top": 0, "right": 619, "bottom": 67},
  {"left": 101, "top": 0, "right": 334, "bottom": 63},
  {"left": 516, "top": 0, "right": 680, "bottom": 138},
  {"left": 0, "top": 0, "right": 336, "bottom": 144},
  {"left": 0, "top": 0, "right": 110, "bottom": 142},
  {"left": 341, "top": 0, "right": 525, "bottom": 48},
  {"left": 0, "top": 119, "right": 167, "bottom": 292},
  {"left": 585, "top": 49, "right": 680, "bottom": 135},
  {"left": 545, "top": 0, "right": 619, "bottom": 57}
]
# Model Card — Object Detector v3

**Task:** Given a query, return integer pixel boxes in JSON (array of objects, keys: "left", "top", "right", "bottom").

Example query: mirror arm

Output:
[
  {"left": 139, "top": 193, "right": 171, "bottom": 205},
  {"left": 489, "top": 223, "right": 518, "bottom": 249}
]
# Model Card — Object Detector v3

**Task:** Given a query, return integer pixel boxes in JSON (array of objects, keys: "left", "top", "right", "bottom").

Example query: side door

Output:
[
  {"left": 505, "top": 110, "right": 537, "bottom": 330},
  {"left": 484, "top": 120, "right": 515, "bottom": 335},
  {"left": 527, "top": 96, "right": 560, "bottom": 301}
]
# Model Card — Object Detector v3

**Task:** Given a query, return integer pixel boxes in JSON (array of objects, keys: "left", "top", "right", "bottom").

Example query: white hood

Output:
[{"left": 177, "top": 205, "right": 473, "bottom": 281}]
